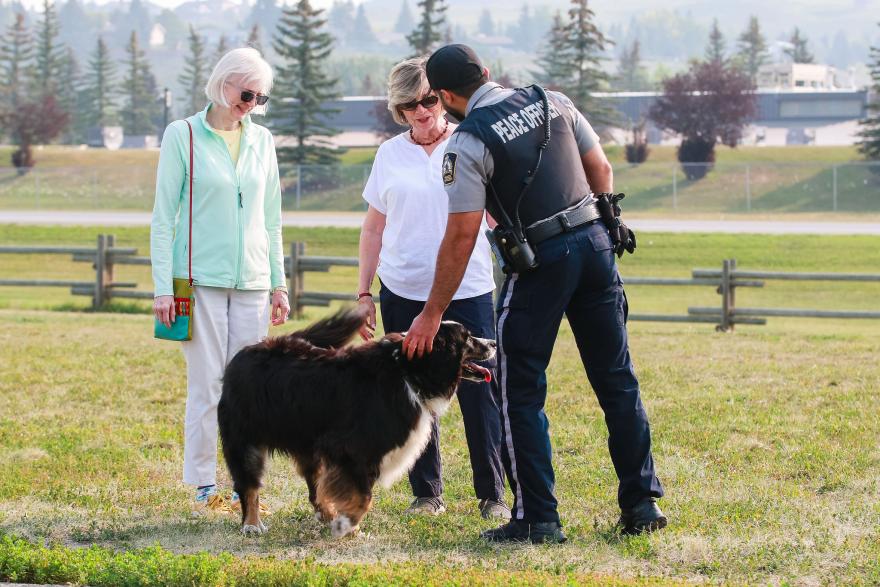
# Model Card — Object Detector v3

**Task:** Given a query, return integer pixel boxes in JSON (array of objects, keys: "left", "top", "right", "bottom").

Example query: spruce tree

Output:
[
  {"left": 785, "top": 28, "right": 814, "bottom": 63},
  {"left": 0, "top": 13, "right": 33, "bottom": 111},
  {"left": 857, "top": 23, "right": 880, "bottom": 161},
  {"left": 247, "top": 23, "right": 263, "bottom": 54},
  {"left": 511, "top": 4, "right": 538, "bottom": 51},
  {"left": 735, "top": 16, "right": 767, "bottom": 84},
  {"left": 127, "top": 0, "right": 152, "bottom": 43},
  {"left": 406, "top": 0, "right": 447, "bottom": 57},
  {"left": 34, "top": 0, "right": 65, "bottom": 97},
  {"left": 394, "top": 0, "right": 415, "bottom": 35},
  {"left": 328, "top": 0, "right": 354, "bottom": 41},
  {"left": 178, "top": 25, "right": 208, "bottom": 115},
  {"left": 477, "top": 8, "right": 494, "bottom": 37},
  {"left": 534, "top": 12, "right": 572, "bottom": 88},
  {"left": 58, "top": 47, "right": 83, "bottom": 142},
  {"left": 705, "top": 18, "right": 725, "bottom": 65},
  {"left": 246, "top": 0, "right": 282, "bottom": 43},
  {"left": 615, "top": 39, "right": 650, "bottom": 91},
  {"left": 272, "top": 0, "right": 341, "bottom": 164},
  {"left": 350, "top": 4, "right": 378, "bottom": 47},
  {"left": 121, "top": 31, "right": 161, "bottom": 135},
  {"left": 83, "top": 36, "right": 117, "bottom": 129},
  {"left": 214, "top": 35, "right": 229, "bottom": 64},
  {"left": 558, "top": 0, "right": 615, "bottom": 128}
]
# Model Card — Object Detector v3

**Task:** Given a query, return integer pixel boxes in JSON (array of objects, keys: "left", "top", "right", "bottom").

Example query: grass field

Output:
[
  {"left": 0, "top": 145, "right": 877, "bottom": 215},
  {"left": 1, "top": 224, "right": 879, "bottom": 585}
]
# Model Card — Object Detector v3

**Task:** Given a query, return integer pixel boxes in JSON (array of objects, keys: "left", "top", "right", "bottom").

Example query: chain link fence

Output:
[{"left": 0, "top": 161, "right": 877, "bottom": 214}]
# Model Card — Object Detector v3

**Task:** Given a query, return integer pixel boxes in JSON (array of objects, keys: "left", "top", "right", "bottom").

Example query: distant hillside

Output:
[{"left": 365, "top": 0, "right": 880, "bottom": 69}]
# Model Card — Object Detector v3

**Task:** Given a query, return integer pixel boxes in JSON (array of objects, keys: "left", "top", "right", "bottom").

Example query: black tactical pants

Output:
[
  {"left": 496, "top": 221, "right": 664, "bottom": 523},
  {"left": 379, "top": 284, "right": 506, "bottom": 502}
]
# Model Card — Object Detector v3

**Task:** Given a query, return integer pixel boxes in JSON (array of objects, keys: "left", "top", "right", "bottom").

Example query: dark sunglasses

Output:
[
  {"left": 398, "top": 94, "right": 440, "bottom": 111},
  {"left": 240, "top": 89, "right": 269, "bottom": 106}
]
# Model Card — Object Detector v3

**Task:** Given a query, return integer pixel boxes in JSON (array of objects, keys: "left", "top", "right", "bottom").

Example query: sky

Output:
[
  {"left": 14, "top": 0, "right": 344, "bottom": 8},
  {"left": 14, "top": 0, "right": 347, "bottom": 7}
]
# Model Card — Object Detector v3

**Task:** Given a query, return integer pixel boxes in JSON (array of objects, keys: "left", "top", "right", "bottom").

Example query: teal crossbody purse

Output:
[{"left": 154, "top": 120, "right": 195, "bottom": 341}]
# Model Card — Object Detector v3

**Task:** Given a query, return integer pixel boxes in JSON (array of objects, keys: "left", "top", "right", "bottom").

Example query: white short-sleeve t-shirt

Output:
[{"left": 362, "top": 132, "right": 495, "bottom": 301}]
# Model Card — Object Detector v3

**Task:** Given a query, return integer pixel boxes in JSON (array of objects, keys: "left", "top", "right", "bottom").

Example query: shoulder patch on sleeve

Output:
[{"left": 442, "top": 152, "right": 457, "bottom": 186}]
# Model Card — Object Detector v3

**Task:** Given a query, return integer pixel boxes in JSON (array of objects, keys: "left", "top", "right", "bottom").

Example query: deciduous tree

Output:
[
  {"left": 7, "top": 97, "right": 69, "bottom": 170},
  {"left": 650, "top": 61, "right": 756, "bottom": 179}
]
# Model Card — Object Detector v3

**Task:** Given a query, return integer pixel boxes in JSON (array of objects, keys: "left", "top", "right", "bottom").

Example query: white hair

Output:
[{"left": 204, "top": 47, "right": 274, "bottom": 116}]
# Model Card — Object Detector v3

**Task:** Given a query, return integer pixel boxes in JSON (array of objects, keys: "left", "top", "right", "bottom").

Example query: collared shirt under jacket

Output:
[{"left": 151, "top": 104, "right": 285, "bottom": 297}]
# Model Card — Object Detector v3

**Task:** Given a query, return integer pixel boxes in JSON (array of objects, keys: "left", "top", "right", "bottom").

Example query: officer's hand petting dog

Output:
[{"left": 403, "top": 310, "right": 440, "bottom": 358}]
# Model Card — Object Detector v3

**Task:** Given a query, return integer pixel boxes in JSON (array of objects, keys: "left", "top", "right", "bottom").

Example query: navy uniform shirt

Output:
[{"left": 444, "top": 82, "right": 601, "bottom": 214}]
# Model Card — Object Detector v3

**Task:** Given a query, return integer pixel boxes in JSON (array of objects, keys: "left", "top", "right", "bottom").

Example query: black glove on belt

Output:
[{"left": 594, "top": 192, "right": 636, "bottom": 258}]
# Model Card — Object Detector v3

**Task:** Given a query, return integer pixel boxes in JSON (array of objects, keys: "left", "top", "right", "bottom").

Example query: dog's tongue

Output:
[{"left": 467, "top": 362, "right": 492, "bottom": 382}]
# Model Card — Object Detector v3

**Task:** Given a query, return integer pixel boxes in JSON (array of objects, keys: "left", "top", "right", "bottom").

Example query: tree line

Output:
[
  {"left": 2, "top": 0, "right": 877, "bottom": 175},
  {"left": 0, "top": 0, "right": 174, "bottom": 169}
]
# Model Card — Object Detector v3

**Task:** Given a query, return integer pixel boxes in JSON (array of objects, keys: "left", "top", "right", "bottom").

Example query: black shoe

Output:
[
  {"left": 480, "top": 520, "right": 567, "bottom": 544},
  {"left": 617, "top": 497, "right": 667, "bottom": 535}
]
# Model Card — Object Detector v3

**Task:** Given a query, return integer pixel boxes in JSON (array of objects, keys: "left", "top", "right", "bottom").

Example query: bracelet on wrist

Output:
[{"left": 357, "top": 292, "right": 373, "bottom": 300}]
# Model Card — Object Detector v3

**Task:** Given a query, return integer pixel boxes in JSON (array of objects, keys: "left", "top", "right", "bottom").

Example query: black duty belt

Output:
[{"left": 525, "top": 202, "right": 602, "bottom": 245}]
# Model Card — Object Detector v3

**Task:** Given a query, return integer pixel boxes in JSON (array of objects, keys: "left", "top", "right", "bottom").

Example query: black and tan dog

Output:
[{"left": 218, "top": 307, "right": 495, "bottom": 538}]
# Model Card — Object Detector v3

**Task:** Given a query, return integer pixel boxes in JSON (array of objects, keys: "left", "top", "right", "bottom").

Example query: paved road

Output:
[{"left": 2, "top": 210, "right": 880, "bottom": 235}]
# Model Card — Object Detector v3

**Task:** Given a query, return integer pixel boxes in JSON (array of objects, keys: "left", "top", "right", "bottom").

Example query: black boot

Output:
[
  {"left": 480, "top": 520, "right": 567, "bottom": 544},
  {"left": 618, "top": 497, "right": 667, "bottom": 535}
]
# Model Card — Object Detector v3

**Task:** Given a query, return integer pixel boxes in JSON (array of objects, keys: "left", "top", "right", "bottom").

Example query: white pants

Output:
[{"left": 181, "top": 286, "right": 270, "bottom": 486}]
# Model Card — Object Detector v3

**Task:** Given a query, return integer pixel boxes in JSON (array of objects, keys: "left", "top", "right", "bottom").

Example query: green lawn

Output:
[
  {"left": 1, "top": 225, "right": 879, "bottom": 585},
  {"left": 0, "top": 145, "right": 877, "bottom": 215}
]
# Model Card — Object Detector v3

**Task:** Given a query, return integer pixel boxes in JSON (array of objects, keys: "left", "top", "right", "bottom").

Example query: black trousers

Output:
[
  {"left": 379, "top": 282, "right": 506, "bottom": 501},
  {"left": 496, "top": 221, "right": 664, "bottom": 523}
]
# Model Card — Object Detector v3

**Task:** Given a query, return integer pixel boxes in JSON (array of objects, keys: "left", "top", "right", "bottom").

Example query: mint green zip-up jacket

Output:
[{"left": 150, "top": 105, "right": 284, "bottom": 297}]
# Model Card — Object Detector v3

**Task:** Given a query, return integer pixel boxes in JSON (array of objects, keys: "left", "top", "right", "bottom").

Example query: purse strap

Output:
[{"left": 185, "top": 120, "right": 194, "bottom": 287}]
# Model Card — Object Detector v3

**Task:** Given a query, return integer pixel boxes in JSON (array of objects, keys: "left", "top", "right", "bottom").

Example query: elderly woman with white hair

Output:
[
  {"left": 151, "top": 47, "right": 289, "bottom": 515},
  {"left": 356, "top": 57, "right": 510, "bottom": 520}
]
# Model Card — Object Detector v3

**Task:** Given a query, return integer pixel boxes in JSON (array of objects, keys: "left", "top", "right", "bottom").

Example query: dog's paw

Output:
[
  {"left": 241, "top": 521, "right": 268, "bottom": 536},
  {"left": 330, "top": 515, "right": 354, "bottom": 538}
]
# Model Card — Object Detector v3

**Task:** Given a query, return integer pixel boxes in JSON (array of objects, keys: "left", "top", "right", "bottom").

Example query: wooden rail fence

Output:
[{"left": 1, "top": 235, "right": 878, "bottom": 331}]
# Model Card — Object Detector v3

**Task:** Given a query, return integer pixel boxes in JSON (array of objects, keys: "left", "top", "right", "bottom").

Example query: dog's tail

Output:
[{"left": 292, "top": 306, "right": 368, "bottom": 348}]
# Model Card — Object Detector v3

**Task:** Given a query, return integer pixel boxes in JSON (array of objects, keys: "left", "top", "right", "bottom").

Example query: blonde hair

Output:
[
  {"left": 205, "top": 47, "right": 274, "bottom": 116},
  {"left": 386, "top": 56, "right": 431, "bottom": 126}
]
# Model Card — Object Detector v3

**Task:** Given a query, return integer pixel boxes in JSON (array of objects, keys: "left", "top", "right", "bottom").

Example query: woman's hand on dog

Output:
[
  {"left": 358, "top": 297, "right": 377, "bottom": 340},
  {"left": 154, "top": 295, "right": 175, "bottom": 328},
  {"left": 271, "top": 290, "right": 290, "bottom": 326}
]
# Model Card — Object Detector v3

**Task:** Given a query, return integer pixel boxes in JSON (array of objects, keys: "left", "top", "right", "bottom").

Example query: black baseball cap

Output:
[{"left": 425, "top": 44, "right": 484, "bottom": 91}]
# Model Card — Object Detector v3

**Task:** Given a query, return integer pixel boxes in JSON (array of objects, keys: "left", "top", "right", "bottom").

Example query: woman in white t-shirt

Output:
[{"left": 357, "top": 57, "right": 510, "bottom": 521}]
